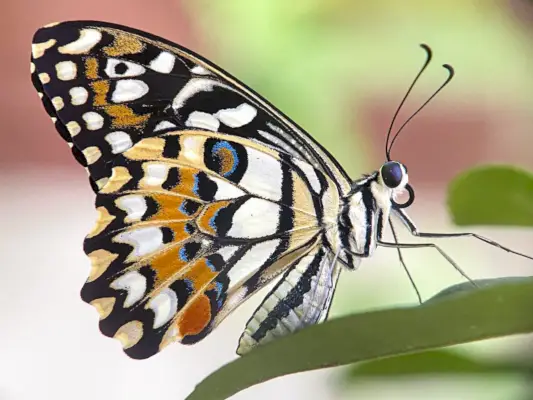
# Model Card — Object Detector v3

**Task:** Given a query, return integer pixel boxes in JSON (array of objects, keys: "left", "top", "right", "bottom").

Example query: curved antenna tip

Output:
[
  {"left": 387, "top": 52, "right": 456, "bottom": 158},
  {"left": 419, "top": 44, "right": 432, "bottom": 58},
  {"left": 442, "top": 63, "right": 455, "bottom": 74}
]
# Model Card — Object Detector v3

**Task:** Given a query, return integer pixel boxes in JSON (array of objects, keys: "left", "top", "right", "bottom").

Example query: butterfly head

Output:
[
  {"left": 377, "top": 161, "right": 414, "bottom": 209},
  {"left": 379, "top": 161, "right": 408, "bottom": 190}
]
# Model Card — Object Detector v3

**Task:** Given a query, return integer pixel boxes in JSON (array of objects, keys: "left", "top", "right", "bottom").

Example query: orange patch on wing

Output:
[
  {"left": 145, "top": 193, "right": 201, "bottom": 222},
  {"left": 102, "top": 31, "right": 144, "bottom": 56},
  {"left": 91, "top": 80, "right": 110, "bottom": 106},
  {"left": 215, "top": 146, "right": 237, "bottom": 176},
  {"left": 170, "top": 168, "right": 199, "bottom": 199},
  {"left": 85, "top": 57, "right": 99, "bottom": 79},
  {"left": 178, "top": 294, "right": 212, "bottom": 337},
  {"left": 150, "top": 245, "right": 188, "bottom": 285},
  {"left": 196, "top": 201, "right": 231, "bottom": 235},
  {"left": 146, "top": 221, "right": 191, "bottom": 282},
  {"left": 183, "top": 258, "right": 218, "bottom": 291},
  {"left": 105, "top": 104, "right": 150, "bottom": 129}
]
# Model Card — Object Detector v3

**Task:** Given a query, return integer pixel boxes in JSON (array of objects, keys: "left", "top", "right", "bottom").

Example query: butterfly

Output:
[{"left": 31, "top": 21, "right": 533, "bottom": 360}]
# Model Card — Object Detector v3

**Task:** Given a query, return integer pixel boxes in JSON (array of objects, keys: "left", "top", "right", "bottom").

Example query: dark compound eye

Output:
[{"left": 380, "top": 161, "right": 404, "bottom": 188}]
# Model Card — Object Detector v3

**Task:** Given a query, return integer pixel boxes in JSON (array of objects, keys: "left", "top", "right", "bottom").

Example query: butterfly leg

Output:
[
  {"left": 393, "top": 207, "right": 533, "bottom": 262},
  {"left": 377, "top": 239, "right": 477, "bottom": 287},
  {"left": 388, "top": 219, "right": 423, "bottom": 304}
]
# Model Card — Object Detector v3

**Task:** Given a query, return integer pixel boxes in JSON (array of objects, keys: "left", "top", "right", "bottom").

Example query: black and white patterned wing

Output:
[
  {"left": 31, "top": 20, "right": 352, "bottom": 194},
  {"left": 80, "top": 130, "right": 342, "bottom": 358},
  {"left": 237, "top": 244, "right": 342, "bottom": 354},
  {"left": 30, "top": 20, "right": 349, "bottom": 358}
]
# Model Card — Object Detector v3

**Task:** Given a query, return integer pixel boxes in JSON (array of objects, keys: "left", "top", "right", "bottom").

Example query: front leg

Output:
[
  {"left": 392, "top": 207, "right": 533, "bottom": 262},
  {"left": 377, "top": 238, "right": 477, "bottom": 286}
]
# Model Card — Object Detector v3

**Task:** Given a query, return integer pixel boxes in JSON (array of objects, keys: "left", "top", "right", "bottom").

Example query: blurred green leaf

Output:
[
  {"left": 186, "top": 277, "right": 533, "bottom": 400},
  {"left": 448, "top": 166, "right": 533, "bottom": 227},
  {"left": 343, "top": 349, "right": 527, "bottom": 382},
  {"left": 426, "top": 277, "right": 530, "bottom": 303}
]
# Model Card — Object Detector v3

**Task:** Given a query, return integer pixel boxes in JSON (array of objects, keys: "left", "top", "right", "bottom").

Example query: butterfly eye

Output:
[{"left": 380, "top": 161, "right": 405, "bottom": 189}]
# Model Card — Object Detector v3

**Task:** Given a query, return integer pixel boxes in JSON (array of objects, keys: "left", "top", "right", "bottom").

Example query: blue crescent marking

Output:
[
  {"left": 206, "top": 257, "right": 217, "bottom": 273},
  {"left": 192, "top": 174, "right": 200, "bottom": 197},
  {"left": 208, "top": 208, "right": 223, "bottom": 233},
  {"left": 179, "top": 246, "right": 189, "bottom": 262}
]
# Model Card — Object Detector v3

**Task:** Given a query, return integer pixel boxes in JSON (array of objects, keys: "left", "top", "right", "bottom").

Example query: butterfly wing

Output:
[
  {"left": 31, "top": 20, "right": 350, "bottom": 358},
  {"left": 237, "top": 244, "right": 342, "bottom": 354},
  {"left": 31, "top": 20, "right": 352, "bottom": 194},
  {"left": 81, "top": 130, "right": 341, "bottom": 358}
]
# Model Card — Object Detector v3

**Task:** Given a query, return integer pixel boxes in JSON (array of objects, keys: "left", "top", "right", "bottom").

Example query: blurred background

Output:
[{"left": 2, "top": 0, "right": 533, "bottom": 399}]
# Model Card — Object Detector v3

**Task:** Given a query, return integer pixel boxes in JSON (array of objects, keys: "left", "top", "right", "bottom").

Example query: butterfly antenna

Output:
[
  {"left": 387, "top": 63, "right": 455, "bottom": 157},
  {"left": 385, "top": 44, "right": 433, "bottom": 161}
]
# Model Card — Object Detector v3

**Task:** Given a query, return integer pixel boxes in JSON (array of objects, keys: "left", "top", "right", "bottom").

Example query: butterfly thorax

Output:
[{"left": 326, "top": 172, "right": 394, "bottom": 270}]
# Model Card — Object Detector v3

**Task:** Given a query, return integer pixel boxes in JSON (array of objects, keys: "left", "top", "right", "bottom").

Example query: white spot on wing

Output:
[
  {"left": 112, "top": 79, "right": 149, "bottom": 103},
  {"left": 191, "top": 65, "right": 211, "bottom": 75},
  {"left": 215, "top": 103, "right": 257, "bottom": 128},
  {"left": 115, "top": 226, "right": 164, "bottom": 258},
  {"left": 154, "top": 121, "right": 177, "bottom": 132},
  {"left": 172, "top": 78, "right": 216, "bottom": 110},
  {"left": 143, "top": 163, "right": 169, "bottom": 186},
  {"left": 69, "top": 87, "right": 88, "bottom": 105},
  {"left": 149, "top": 52, "right": 175, "bottom": 73},
  {"left": 55, "top": 61, "right": 77, "bottom": 81},
  {"left": 217, "top": 246, "right": 239, "bottom": 261},
  {"left": 181, "top": 136, "right": 203, "bottom": 162},
  {"left": 227, "top": 239, "right": 280, "bottom": 288},
  {"left": 116, "top": 195, "right": 148, "bottom": 222},
  {"left": 105, "top": 131, "right": 133, "bottom": 154},
  {"left": 82, "top": 146, "right": 102, "bottom": 165},
  {"left": 148, "top": 288, "right": 178, "bottom": 329},
  {"left": 83, "top": 111, "right": 104, "bottom": 130},
  {"left": 239, "top": 147, "right": 283, "bottom": 201},
  {"left": 185, "top": 111, "right": 220, "bottom": 131},
  {"left": 226, "top": 198, "right": 279, "bottom": 238},
  {"left": 58, "top": 29, "right": 102, "bottom": 54},
  {"left": 51, "top": 96, "right": 64, "bottom": 110},
  {"left": 110, "top": 271, "right": 147, "bottom": 307},
  {"left": 32, "top": 39, "right": 56, "bottom": 58},
  {"left": 38, "top": 73, "right": 50, "bottom": 84},
  {"left": 66, "top": 121, "right": 81, "bottom": 136},
  {"left": 210, "top": 176, "right": 245, "bottom": 200}
]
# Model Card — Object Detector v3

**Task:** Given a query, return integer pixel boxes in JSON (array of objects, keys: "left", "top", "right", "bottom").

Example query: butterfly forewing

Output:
[
  {"left": 31, "top": 21, "right": 352, "bottom": 194},
  {"left": 31, "top": 20, "right": 351, "bottom": 358}
]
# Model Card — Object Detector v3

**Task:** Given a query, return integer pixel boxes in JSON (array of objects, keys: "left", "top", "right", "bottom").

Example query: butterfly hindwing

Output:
[
  {"left": 237, "top": 243, "right": 342, "bottom": 354},
  {"left": 82, "top": 130, "right": 341, "bottom": 358}
]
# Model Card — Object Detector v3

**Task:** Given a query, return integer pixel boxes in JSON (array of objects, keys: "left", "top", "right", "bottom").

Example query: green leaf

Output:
[
  {"left": 448, "top": 165, "right": 533, "bottom": 227},
  {"left": 343, "top": 349, "right": 525, "bottom": 381},
  {"left": 186, "top": 277, "right": 533, "bottom": 400}
]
